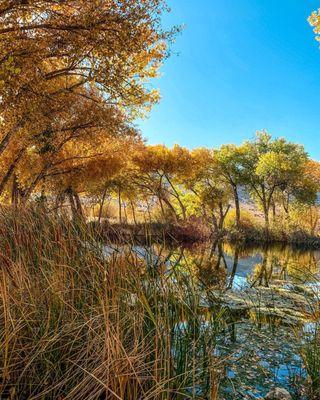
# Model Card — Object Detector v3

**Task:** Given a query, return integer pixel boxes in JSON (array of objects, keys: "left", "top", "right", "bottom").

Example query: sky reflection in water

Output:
[{"left": 103, "top": 241, "right": 319, "bottom": 399}]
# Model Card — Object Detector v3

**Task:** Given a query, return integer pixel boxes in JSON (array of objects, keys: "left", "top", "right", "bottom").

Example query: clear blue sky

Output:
[{"left": 138, "top": 0, "right": 320, "bottom": 159}]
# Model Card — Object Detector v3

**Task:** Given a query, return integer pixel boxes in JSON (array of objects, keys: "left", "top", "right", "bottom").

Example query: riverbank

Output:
[
  {"left": 226, "top": 224, "right": 320, "bottom": 249},
  {"left": 96, "top": 219, "right": 212, "bottom": 244},
  {"left": 96, "top": 220, "right": 320, "bottom": 249}
]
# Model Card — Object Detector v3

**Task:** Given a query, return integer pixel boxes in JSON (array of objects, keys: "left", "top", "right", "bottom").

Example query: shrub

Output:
[
  {"left": 224, "top": 208, "right": 260, "bottom": 230},
  {"left": 169, "top": 216, "right": 211, "bottom": 243}
]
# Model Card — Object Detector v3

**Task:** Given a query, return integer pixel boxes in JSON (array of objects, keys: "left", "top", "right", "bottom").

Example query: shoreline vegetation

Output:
[
  {"left": 0, "top": 207, "right": 320, "bottom": 399},
  {"left": 98, "top": 220, "right": 320, "bottom": 249},
  {"left": 3, "top": 129, "right": 319, "bottom": 250}
]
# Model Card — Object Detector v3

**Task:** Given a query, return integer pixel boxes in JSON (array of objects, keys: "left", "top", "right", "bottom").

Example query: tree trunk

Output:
[
  {"left": 282, "top": 192, "right": 290, "bottom": 215},
  {"left": 211, "top": 211, "right": 218, "bottom": 231},
  {"left": 227, "top": 246, "right": 239, "bottom": 290},
  {"left": 165, "top": 174, "right": 187, "bottom": 220},
  {"left": 54, "top": 190, "right": 66, "bottom": 214},
  {"left": 0, "top": 148, "right": 25, "bottom": 196},
  {"left": 161, "top": 196, "right": 178, "bottom": 222},
  {"left": 67, "top": 190, "right": 77, "bottom": 220},
  {"left": 263, "top": 203, "right": 270, "bottom": 234},
  {"left": 11, "top": 173, "right": 19, "bottom": 206},
  {"left": 20, "top": 163, "right": 50, "bottom": 204},
  {"left": 158, "top": 198, "right": 166, "bottom": 220},
  {"left": 272, "top": 200, "right": 276, "bottom": 221},
  {"left": 146, "top": 201, "right": 152, "bottom": 223},
  {"left": 0, "top": 126, "right": 15, "bottom": 157},
  {"left": 118, "top": 187, "right": 122, "bottom": 223},
  {"left": 123, "top": 202, "right": 128, "bottom": 223},
  {"left": 218, "top": 203, "right": 230, "bottom": 230},
  {"left": 261, "top": 187, "right": 270, "bottom": 234},
  {"left": 176, "top": 195, "right": 186, "bottom": 220},
  {"left": 73, "top": 191, "right": 85, "bottom": 221},
  {"left": 98, "top": 187, "right": 108, "bottom": 224},
  {"left": 130, "top": 200, "right": 137, "bottom": 225},
  {"left": 232, "top": 185, "right": 241, "bottom": 227}
]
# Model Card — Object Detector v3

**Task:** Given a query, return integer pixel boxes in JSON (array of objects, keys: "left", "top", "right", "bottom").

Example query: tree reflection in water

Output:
[{"left": 104, "top": 241, "right": 319, "bottom": 399}]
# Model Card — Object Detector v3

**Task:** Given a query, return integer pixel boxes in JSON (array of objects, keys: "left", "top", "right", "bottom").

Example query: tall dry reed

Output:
[{"left": 0, "top": 207, "right": 224, "bottom": 400}]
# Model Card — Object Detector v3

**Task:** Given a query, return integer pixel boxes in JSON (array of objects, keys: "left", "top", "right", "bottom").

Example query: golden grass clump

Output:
[{"left": 0, "top": 207, "right": 223, "bottom": 400}]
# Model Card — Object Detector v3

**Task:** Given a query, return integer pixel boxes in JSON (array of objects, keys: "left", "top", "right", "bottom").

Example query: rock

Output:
[
  {"left": 212, "top": 283, "right": 315, "bottom": 323},
  {"left": 265, "top": 388, "right": 292, "bottom": 400}
]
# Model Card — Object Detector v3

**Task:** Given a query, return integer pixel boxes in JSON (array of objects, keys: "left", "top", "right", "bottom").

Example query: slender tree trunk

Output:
[
  {"left": 146, "top": 201, "right": 152, "bottom": 223},
  {"left": 123, "top": 202, "right": 128, "bottom": 223},
  {"left": 161, "top": 196, "right": 178, "bottom": 222},
  {"left": 261, "top": 187, "right": 270, "bottom": 234},
  {"left": 272, "top": 200, "right": 276, "bottom": 221},
  {"left": 174, "top": 194, "right": 186, "bottom": 220},
  {"left": 54, "top": 190, "right": 66, "bottom": 214},
  {"left": 165, "top": 174, "right": 187, "bottom": 220},
  {"left": 232, "top": 185, "right": 241, "bottom": 227},
  {"left": 11, "top": 173, "right": 19, "bottom": 206},
  {"left": 130, "top": 200, "right": 137, "bottom": 225},
  {"left": 227, "top": 246, "right": 239, "bottom": 290},
  {"left": 73, "top": 191, "right": 85, "bottom": 220},
  {"left": 211, "top": 211, "right": 218, "bottom": 231},
  {"left": 218, "top": 203, "right": 231, "bottom": 230},
  {"left": 263, "top": 203, "right": 269, "bottom": 233},
  {"left": 67, "top": 189, "right": 77, "bottom": 220},
  {"left": 283, "top": 192, "right": 290, "bottom": 215},
  {"left": 0, "top": 126, "right": 16, "bottom": 157},
  {"left": 118, "top": 187, "right": 122, "bottom": 223},
  {"left": 0, "top": 148, "right": 25, "bottom": 196},
  {"left": 218, "top": 203, "right": 224, "bottom": 229},
  {"left": 209, "top": 239, "right": 218, "bottom": 259},
  {"left": 223, "top": 204, "right": 231, "bottom": 225},
  {"left": 65, "top": 188, "right": 85, "bottom": 222},
  {"left": 158, "top": 198, "right": 166, "bottom": 220},
  {"left": 217, "top": 203, "right": 231, "bottom": 230},
  {"left": 98, "top": 187, "right": 108, "bottom": 224},
  {"left": 20, "top": 164, "right": 50, "bottom": 204},
  {"left": 218, "top": 241, "right": 228, "bottom": 269}
]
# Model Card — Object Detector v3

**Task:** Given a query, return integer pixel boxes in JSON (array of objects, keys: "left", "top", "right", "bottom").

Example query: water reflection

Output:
[
  {"left": 103, "top": 241, "right": 319, "bottom": 399},
  {"left": 104, "top": 240, "right": 320, "bottom": 324},
  {"left": 159, "top": 241, "right": 320, "bottom": 291},
  {"left": 104, "top": 240, "right": 320, "bottom": 321}
]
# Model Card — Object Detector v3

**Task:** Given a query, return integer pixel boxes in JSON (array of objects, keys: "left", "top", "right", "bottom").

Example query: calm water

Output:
[{"left": 104, "top": 241, "right": 320, "bottom": 399}]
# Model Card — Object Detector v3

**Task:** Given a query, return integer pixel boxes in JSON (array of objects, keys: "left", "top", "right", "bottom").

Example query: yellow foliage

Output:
[{"left": 224, "top": 208, "right": 259, "bottom": 229}]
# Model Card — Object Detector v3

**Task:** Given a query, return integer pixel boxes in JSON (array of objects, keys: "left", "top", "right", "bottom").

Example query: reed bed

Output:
[{"left": 0, "top": 207, "right": 224, "bottom": 400}]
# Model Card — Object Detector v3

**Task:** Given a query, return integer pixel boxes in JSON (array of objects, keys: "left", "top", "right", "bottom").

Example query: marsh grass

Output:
[
  {"left": 300, "top": 286, "right": 320, "bottom": 400},
  {"left": 0, "top": 207, "right": 224, "bottom": 400},
  {"left": 302, "top": 327, "right": 320, "bottom": 399}
]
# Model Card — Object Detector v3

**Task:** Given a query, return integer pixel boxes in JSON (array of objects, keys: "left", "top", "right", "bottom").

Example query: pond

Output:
[{"left": 103, "top": 241, "right": 320, "bottom": 399}]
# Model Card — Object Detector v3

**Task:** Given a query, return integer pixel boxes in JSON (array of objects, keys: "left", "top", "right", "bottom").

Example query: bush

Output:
[
  {"left": 169, "top": 216, "right": 211, "bottom": 242},
  {"left": 224, "top": 209, "right": 260, "bottom": 230}
]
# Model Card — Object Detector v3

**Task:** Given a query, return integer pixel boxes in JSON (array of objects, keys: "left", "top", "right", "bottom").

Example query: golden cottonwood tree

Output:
[
  {"left": 132, "top": 144, "right": 192, "bottom": 221},
  {"left": 242, "top": 132, "right": 308, "bottom": 231},
  {"left": 186, "top": 148, "right": 232, "bottom": 230},
  {"left": 0, "top": 0, "right": 173, "bottom": 196},
  {"left": 214, "top": 145, "right": 248, "bottom": 227},
  {"left": 16, "top": 120, "right": 139, "bottom": 213}
]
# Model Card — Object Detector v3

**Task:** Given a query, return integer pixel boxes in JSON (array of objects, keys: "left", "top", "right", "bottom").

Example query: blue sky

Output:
[{"left": 138, "top": 0, "right": 320, "bottom": 159}]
